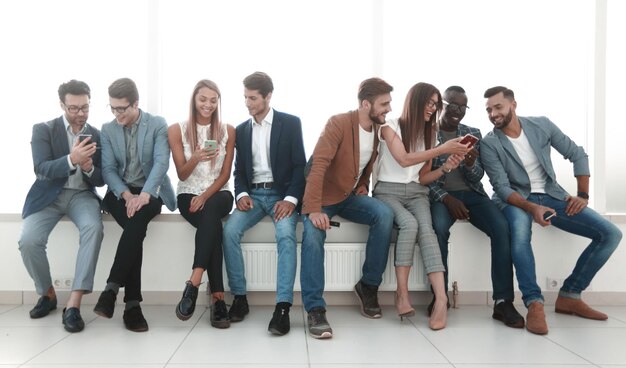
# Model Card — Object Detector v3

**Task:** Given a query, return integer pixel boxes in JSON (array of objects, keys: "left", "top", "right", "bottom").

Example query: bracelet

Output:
[{"left": 442, "top": 166, "right": 452, "bottom": 174}]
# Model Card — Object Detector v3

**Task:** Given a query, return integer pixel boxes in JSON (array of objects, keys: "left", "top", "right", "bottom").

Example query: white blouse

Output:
[
  {"left": 376, "top": 118, "right": 425, "bottom": 184},
  {"left": 176, "top": 121, "right": 230, "bottom": 195}
]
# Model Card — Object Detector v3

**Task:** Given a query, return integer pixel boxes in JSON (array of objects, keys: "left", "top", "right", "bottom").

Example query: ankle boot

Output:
[{"left": 175, "top": 281, "right": 198, "bottom": 321}]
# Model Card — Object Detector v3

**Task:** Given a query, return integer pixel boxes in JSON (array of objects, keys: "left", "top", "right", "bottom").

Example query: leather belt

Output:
[{"left": 251, "top": 182, "right": 273, "bottom": 189}]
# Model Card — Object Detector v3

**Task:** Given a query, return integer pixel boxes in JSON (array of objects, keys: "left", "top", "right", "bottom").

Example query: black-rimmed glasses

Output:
[
  {"left": 109, "top": 103, "right": 133, "bottom": 114},
  {"left": 64, "top": 104, "right": 90, "bottom": 114},
  {"left": 443, "top": 100, "right": 469, "bottom": 114}
]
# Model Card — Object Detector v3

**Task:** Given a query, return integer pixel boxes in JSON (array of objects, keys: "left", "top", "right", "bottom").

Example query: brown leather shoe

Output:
[
  {"left": 526, "top": 301, "right": 548, "bottom": 335},
  {"left": 555, "top": 296, "right": 608, "bottom": 320}
]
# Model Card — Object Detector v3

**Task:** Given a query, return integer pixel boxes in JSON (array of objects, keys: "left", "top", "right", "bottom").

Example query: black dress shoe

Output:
[
  {"left": 426, "top": 295, "right": 451, "bottom": 317},
  {"left": 94, "top": 289, "right": 116, "bottom": 319},
  {"left": 175, "top": 281, "right": 198, "bottom": 321},
  {"left": 123, "top": 306, "right": 149, "bottom": 332},
  {"left": 493, "top": 300, "right": 525, "bottom": 328},
  {"left": 268, "top": 302, "right": 291, "bottom": 336},
  {"left": 30, "top": 295, "right": 57, "bottom": 319},
  {"left": 62, "top": 307, "right": 85, "bottom": 333},
  {"left": 210, "top": 300, "right": 231, "bottom": 329},
  {"left": 228, "top": 295, "right": 249, "bottom": 322}
]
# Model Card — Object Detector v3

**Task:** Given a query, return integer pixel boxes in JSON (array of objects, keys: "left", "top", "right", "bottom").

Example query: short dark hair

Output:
[
  {"left": 108, "top": 78, "right": 139, "bottom": 104},
  {"left": 484, "top": 86, "right": 515, "bottom": 100},
  {"left": 243, "top": 72, "right": 274, "bottom": 97},
  {"left": 445, "top": 85, "right": 466, "bottom": 94},
  {"left": 58, "top": 80, "right": 90, "bottom": 103},
  {"left": 358, "top": 77, "right": 393, "bottom": 104}
]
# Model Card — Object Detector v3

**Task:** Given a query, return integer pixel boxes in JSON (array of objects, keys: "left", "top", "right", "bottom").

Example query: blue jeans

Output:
[
  {"left": 431, "top": 191, "right": 515, "bottom": 301},
  {"left": 300, "top": 194, "right": 393, "bottom": 312},
  {"left": 503, "top": 193, "right": 621, "bottom": 307},
  {"left": 222, "top": 188, "right": 298, "bottom": 304}
]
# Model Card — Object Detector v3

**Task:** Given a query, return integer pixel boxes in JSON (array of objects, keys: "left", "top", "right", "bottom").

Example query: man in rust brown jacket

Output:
[{"left": 300, "top": 78, "right": 395, "bottom": 339}]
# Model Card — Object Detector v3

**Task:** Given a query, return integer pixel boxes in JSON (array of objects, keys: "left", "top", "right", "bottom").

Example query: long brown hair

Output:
[
  {"left": 186, "top": 79, "right": 223, "bottom": 152},
  {"left": 398, "top": 82, "right": 441, "bottom": 152}
]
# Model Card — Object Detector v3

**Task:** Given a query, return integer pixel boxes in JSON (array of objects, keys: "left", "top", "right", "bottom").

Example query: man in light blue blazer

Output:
[
  {"left": 481, "top": 86, "right": 622, "bottom": 335},
  {"left": 93, "top": 78, "right": 176, "bottom": 332},
  {"left": 19, "top": 80, "right": 104, "bottom": 333}
]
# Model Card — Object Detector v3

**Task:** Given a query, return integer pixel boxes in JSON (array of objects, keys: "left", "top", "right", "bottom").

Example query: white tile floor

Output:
[{"left": 1, "top": 303, "right": 626, "bottom": 367}]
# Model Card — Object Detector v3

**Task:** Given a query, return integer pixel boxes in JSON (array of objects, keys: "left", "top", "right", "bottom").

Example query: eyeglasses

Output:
[
  {"left": 443, "top": 100, "right": 469, "bottom": 114},
  {"left": 64, "top": 104, "right": 90, "bottom": 114},
  {"left": 109, "top": 103, "right": 133, "bottom": 114},
  {"left": 426, "top": 100, "right": 439, "bottom": 109}
]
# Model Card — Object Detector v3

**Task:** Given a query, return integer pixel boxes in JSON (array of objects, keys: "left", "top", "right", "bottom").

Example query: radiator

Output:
[{"left": 241, "top": 243, "right": 429, "bottom": 291}]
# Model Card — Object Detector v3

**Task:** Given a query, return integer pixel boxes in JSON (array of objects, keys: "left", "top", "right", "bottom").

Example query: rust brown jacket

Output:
[{"left": 302, "top": 110, "right": 380, "bottom": 214}]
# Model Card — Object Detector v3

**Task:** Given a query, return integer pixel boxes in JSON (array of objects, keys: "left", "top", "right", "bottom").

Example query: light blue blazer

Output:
[
  {"left": 480, "top": 116, "right": 589, "bottom": 209},
  {"left": 100, "top": 109, "right": 176, "bottom": 211}
]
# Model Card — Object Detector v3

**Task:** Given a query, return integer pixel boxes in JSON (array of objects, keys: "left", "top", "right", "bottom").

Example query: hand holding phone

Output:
[
  {"left": 543, "top": 211, "right": 556, "bottom": 221},
  {"left": 459, "top": 134, "right": 479, "bottom": 148},
  {"left": 329, "top": 221, "right": 340, "bottom": 228}
]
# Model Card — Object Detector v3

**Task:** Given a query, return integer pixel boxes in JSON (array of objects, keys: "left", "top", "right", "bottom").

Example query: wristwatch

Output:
[{"left": 577, "top": 191, "right": 589, "bottom": 199}]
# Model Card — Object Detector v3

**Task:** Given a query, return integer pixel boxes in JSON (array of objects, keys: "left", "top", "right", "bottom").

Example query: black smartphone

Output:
[
  {"left": 78, "top": 134, "right": 92, "bottom": 143},
  {"left": 329, "top": 221, "right": 340, "bottom": 228},
  {"left": 543, "top": 211, "right": 556, "bottom": 221}
]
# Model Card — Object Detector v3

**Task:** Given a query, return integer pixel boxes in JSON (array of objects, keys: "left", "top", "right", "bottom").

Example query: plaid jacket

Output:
[{"left": 428, "top": 123, "right": 488, "bottom": 202}]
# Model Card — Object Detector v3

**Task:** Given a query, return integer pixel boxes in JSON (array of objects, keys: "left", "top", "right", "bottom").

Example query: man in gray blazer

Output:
[
  {"left": 481, "top": 86, "right": 622, "bottom": 335},
  {"left": 93, "top": 78, "right": 176, "bottom": 332},
  {"left": 19, "top": 79, "right": 104, "bottom": 333}
]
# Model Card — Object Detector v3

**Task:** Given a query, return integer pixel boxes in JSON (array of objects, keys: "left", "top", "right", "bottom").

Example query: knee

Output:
[
  {"left": 222, "top": 221, "right": 243, "bottom": 242},
  {"left": 397, "top": 216, "right": 418, "bottom": 234},
  {"left": 18, "top": 231, "right": 46, "bottom": 254},
  {"left": 375, "top": 204, "right": 394, "bottom": 228},
  {"left": 81, "top": 220, "right": 104, "bottom": 238}
]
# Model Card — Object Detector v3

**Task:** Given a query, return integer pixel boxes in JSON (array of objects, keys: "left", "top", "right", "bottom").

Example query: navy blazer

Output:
[
  {"left": 22, "top": 117, "right": 104, "bottom": 218},
  {"left": 101, "top": 109, "right": 176, "bottom": 211},
  {"left": 233, "top": 109, "right": 306, "bottom": 206}
]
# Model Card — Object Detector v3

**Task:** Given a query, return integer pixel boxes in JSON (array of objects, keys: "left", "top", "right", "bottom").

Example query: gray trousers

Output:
[
  {"left": 18, "top": 189, "right": 103, "bottom": 295},
  {"left": 373, "top": 181, "right": 444, "bottom": 272}
]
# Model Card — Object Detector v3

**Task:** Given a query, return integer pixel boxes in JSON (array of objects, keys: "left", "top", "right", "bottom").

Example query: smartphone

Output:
[
  {"left": 203, "top": 139, "right": 218, "bottom": 151},
  {"left": 459, "top": 134, "right": 479, "bottom": 148},
  {"left": 543, "top": 211, "right": 556, "bottom": 221},
  {"left": 78, "top": 134, "right": 92, "bottom": 143},
  {"left": 329, "top": 221, "right": 340, "bottom": 228}
]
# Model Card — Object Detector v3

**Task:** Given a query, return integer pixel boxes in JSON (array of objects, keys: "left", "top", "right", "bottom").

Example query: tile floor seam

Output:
[{"left": 165, "top": 305, "right": 209, "bottom": 366}]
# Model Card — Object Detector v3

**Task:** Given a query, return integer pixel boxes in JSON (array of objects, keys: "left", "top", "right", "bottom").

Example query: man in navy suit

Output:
[
  {"left": 223, "top": 72, "right": 306, "bottom": 336},
  {"left": 18, "top": 79, "right": 104, "bottom": 333},
  {"left": 481, "top": 86, "right": 622, "bottom": 335},
  {"left": 93, "top": 78, "right": 176, "bottom": 332}
]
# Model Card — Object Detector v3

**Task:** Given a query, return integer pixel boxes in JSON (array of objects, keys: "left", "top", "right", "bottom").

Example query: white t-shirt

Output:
[
  {"left": 355, "top": 124, "right": 375, "bottom": 188},
  {"left": 507, "top": 128, "right": 547, "bottom": 193},
  {"left": 376, "top": 118, "right": 425, "bottom": 184}
]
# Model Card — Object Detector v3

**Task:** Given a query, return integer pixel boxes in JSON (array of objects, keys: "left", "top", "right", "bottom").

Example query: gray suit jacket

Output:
[
  {"left": 480, "top": 116, "right": 589, "bottom": 209},
  {"left": 22, "top": 117, "right": 103, "bottom": 218},
  {"left": 101, "top": 109, "right": 176, "bottom": 211}
]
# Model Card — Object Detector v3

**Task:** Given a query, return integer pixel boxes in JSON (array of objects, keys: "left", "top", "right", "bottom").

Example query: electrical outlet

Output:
[
  {"left": 546, "top": 277, "right": 565, "bottom": 291},
  {"left": 53, "top": 277, "right": 73, "bottom": 290}
]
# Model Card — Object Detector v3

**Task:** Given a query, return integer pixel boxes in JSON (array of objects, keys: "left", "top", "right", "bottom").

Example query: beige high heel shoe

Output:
[{"left": 395, "top": 293, "right": 415, "bottom": 320}]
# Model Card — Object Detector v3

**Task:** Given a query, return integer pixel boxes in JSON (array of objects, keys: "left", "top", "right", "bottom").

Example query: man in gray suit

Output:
[
  {"left": 481, "top": 86, "right": 622, "bottom": 335},
  {"left": 18, "top": 79, "right": 104, "bottom": 333},
  {"left": 93, "top": 78, "right": 176, "bottom": 332}
]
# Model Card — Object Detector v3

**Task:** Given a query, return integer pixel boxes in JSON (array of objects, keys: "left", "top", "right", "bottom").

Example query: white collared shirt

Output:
[{"left": 251, "top": 108, "right": 274, "bottom": 184}]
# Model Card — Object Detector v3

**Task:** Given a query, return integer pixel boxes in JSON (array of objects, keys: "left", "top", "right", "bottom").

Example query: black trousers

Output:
[
  {"left": 177, "top": 191, "right": 233, "bottom": 293},
  {"left": 104, "top": 188, "right": 162, "bottom": 302}
]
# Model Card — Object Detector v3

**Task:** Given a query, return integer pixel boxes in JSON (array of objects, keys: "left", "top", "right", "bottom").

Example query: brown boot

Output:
[
  {"left": 555, "top": 296, "right": 608, "bottom": 320},
  {"left": 526, "top": 301, "right": 548, "bottom": 335}
]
